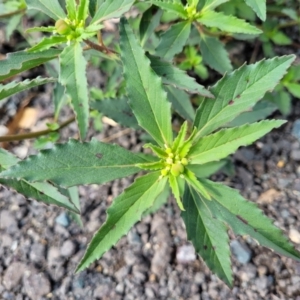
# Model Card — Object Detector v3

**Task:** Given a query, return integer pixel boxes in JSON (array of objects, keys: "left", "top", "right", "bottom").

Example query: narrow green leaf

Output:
[
  {"left": 169, "top": 174, "right": 184, "bottom": 210},
  {"left": 77, "top": 0, "right": 89, "bottom": 22},
  {"left": 0, "top": 179, "right": 79, "bottom": 212},
  {"left": 199, "top": 35, "right": 232, "bottom": 74},
  {"left": 0, "top": 148, "right": 78, "bottom": 213},
  {"left": 143, "top": 183, "right": 170, "bottom": 216},
  {"left": 91, "top": 0, "right": 134, "bottom": 24},
  {"left": 184, "top": 169, "right": 211, "bottom": 200},
  {"left": 200, "top": 0, "right": 229, "bottom": 11},
  {"left": 89, "top": 0, "right": 98, "bottom": 17},
  {"left": 149, "top": 0, "right": 188, "bottom": 18},
  {"left": 76, "top": 172, "right": 167, "bottom": 272},
  {"left": 28, "top": 36, "right": 67, "bottom": 52},
  {"left": 285, "top": 82, "right": 300, "bottom": 99},
  {"left": 243, "top": 0, "right": 266, "bottom": 21},
  {"left": 0, "top": 77, "right": 56, "bottom": 101},
  {"left": 156, "top": 21, "right": 191, "bottom": 61},
  {"left": 53, "top": 82, "right": 67, "bottom": 119},
  {"left": 120, "top": 18, "right": 173, "bottom": 147},
  {"left": 187, "top": 160, "right": 228, "bottom": 178},
  {"left": 25, "top": 0, "right": 66, "bottom": 20},
  {"left": 166, "top": 87, "right": 195, "bottom": 122},
  {"left": 227, "top": 100, "right": 277, "bottom": 127},
  {"left": 66, "top": 0, "right": 77, "bottom": 20},
  {"left": 59, "top": 42, "right": 89, "bottom": 139},
  {"left": 0, "top": 139, "right": 150, "bottom": 187},
  {"left": 0, "top": 49, "right": 60, "bottom": 82},
  {"left": 172, "top": 121, "right": 188, "bottom": 152},
  {"left": 149, "top": 54, "right": 214, "bottom": 97},
  {"left": 270, "top": 90, "right": 291, "bottom": 116},
  {"left": 26, "top": 26, "right": 56, "bottom": 33},
  {"left": 193, "top": 55, "right": 295, "bottom": 139},
  {"left": 0, "top": 148, "right": 19, "bottom": 169},
  {"left": 140, "top": 7, "right": 163, "bottom": 47},
  {"left": 202, "top": 179, "right": 300, "bottom": 262},
  {"left": 198, "top": 11, "right": 261, "bottom": 35},
  {"left": 182, "top": 185, "right": 232, "bottom": 286},
  {"left": 189, "top": 120, "right": 285, "bottom": 165},
  {"left": 90, "top": 98, "right": 139, "bottom": 129},
  {"left": 66, "top": 186, "right": 83, "bottom": 226}
]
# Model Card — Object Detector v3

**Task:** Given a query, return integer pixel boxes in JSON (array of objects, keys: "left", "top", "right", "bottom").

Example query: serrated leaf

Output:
[
  {"left": 156, "top": 21, "right": 191, "bottom": 61},
  {"left": 193, "top": 55, "right": 295, "bottom": 139},
  {"left": 198, "top": 11, "right": 261, "bottom": 35},
  {"left": 77, "top": 0, "right": 89, "bottom": 22},
  {"left": 143, "top": 183, "right": 170, "bottom": 216},
  {"left": 199, "top": 35, "right": 232, "bottom": 74},
  {"left": 0, "top": 139, "right": 151, "bottom": 187},
  {"left": 66, "top": 0, "right": 76, "bottom": 20},
  {"left": 0, "top": 77, "right": 56, "bottom": 101},
  {"left": 59, "top": 42, "right": 89, "bottom": 139},
  {"left": 89, "top": 0, "right": 98, "bottom": 17},
  {"left": 28, "top": 36, "right": 67, "bottom": 52},
  {"left": 76, "top": 172, "right": 167, "bottom": 272},
  {"left": 200, "top": 0, "right": 229, "bottom": 11},
  {"left": 172, "top": 121, "right": 188, "bottom": 152},
  {"left": 227, "top": 100, "right": 277, "bottom": 127},
  {"left": 0, "top": 148, "right": 78, "bottom": 213},
  {"left": 25, "top": 0, "right": 66, "bottom": 20},
  {"left": 0, "top": 49, "right": 60, "bottom": 82},
  {"left": 189, "top": 120, "right": 285, "bottom": 165},
  {"left": 91, "top": 0, "right": 134, "bottom": 24},
  {"left": 140, "top": 7, "right": 163, "bottom": 47},
  {"left": 243, "top": 0, "right": 266, "bottom": 21},
  {"left": 149, "top": 0, "right": 187, "bottom": 18},
  {"left": 187, "top": 159, "right": 228, "bottom": 178},
  {"left": 0, "top": 148, "right": 19, "bottom": 169},
  {"left": 202, "top": 179, "right": 300, "bottom": 262},
  {"left": 169, "top": 174, "right": 184, "bottom": 210},
  {"left": 120, "top": 18, "right": 173, "bottom": 147},
  {"left": 148, "top": 54, "right": 213, "bottom": 97},
  {"left": 166, "top": 87, "right": 195, "bottom": 121},
  {"left": 182, "top": 185, "right": 232, "bottom": 286},
  {"left": 0, "top": 178, "right": 79, "bottom": 212},
  {"left": 285, "top": 82, "right": 300, "bottom": 99},
  {"left": 184, "top": 169, "right": 211, "bottom": 200},
  {"left": 271, "top": 90, "right": 291, "bottom": 116},
  {"left": 66, "top": 186, "right": 83, "bottom": 226},
  {"left": 26, "top": 26, "right": 56, "bottom": 33},
  {"left": 90, "top": 98, "right": 139, "bottom": 129}
]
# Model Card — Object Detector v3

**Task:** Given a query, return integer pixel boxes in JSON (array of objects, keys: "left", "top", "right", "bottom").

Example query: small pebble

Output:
[
  {"left": 55, "top": 212, "right": 70, "bottom": 227},
  {"left": 60, "top": 240, "right": 76, "bottom": 257},
  {"left": 289, "top": 228, "right": 300, "bottom": 244},
  {"left": 292, "top": 120, "right": 300, "bottom": 141},
  {"left": 291, "top": 150, "right": 300, "bottom": 161},
  {"left": 230, "top": 240, "right": 252, "bottom": 264},
  {"left": 176, "top": 244, "right": 196, "bottom": 263}
]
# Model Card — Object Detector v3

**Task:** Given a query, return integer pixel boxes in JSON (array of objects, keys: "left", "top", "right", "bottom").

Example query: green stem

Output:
[{"left": 0, "top": 116, "right": 75, "bottom": 143}]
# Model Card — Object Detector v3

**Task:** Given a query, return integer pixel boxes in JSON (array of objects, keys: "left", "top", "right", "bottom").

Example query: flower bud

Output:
[
  {"left": 55, "top": 19, "right": 72, "bottom": 35},
  {"left": 170, "top": 163, "right": 184, "bottom": 177}
]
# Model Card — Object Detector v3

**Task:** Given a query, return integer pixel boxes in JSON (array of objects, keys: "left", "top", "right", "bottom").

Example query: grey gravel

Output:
[
  {"left": 55, "top": 212, "right": 70, "bottom": 227},
  {"left": 2, "top": 262, "right": 26, "bottom": 290},
  {"left": 23, "top": 269, "right": 51, "bottom": 300},
  {"left": 231, "top": 240, "right": 252, "bottom": 264},
  {"left": 60, "top": 240, "right": 76, "bottom": 257}
]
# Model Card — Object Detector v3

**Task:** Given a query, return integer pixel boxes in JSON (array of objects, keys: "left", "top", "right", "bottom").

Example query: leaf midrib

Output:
[{"left": 196, "top": 59, "right": 290, "bottom": 137}]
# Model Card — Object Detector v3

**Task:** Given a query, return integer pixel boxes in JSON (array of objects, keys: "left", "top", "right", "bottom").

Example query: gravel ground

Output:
[
  {"left": 1, "top": 17, "right": 300, "bottom": 300},
  {"left": 1, "top": 102, "right": 300, "bottom": 300}
]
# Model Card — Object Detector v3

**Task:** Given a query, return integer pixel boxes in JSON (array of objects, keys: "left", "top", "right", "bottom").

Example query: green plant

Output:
[{"left": 0, "top": 0, "right": 300, "bottom": 287}]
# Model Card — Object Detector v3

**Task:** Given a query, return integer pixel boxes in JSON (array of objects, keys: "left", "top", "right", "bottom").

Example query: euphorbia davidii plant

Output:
[{"left": 0, "top": 0, "right": 300, "bottom": 287}]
